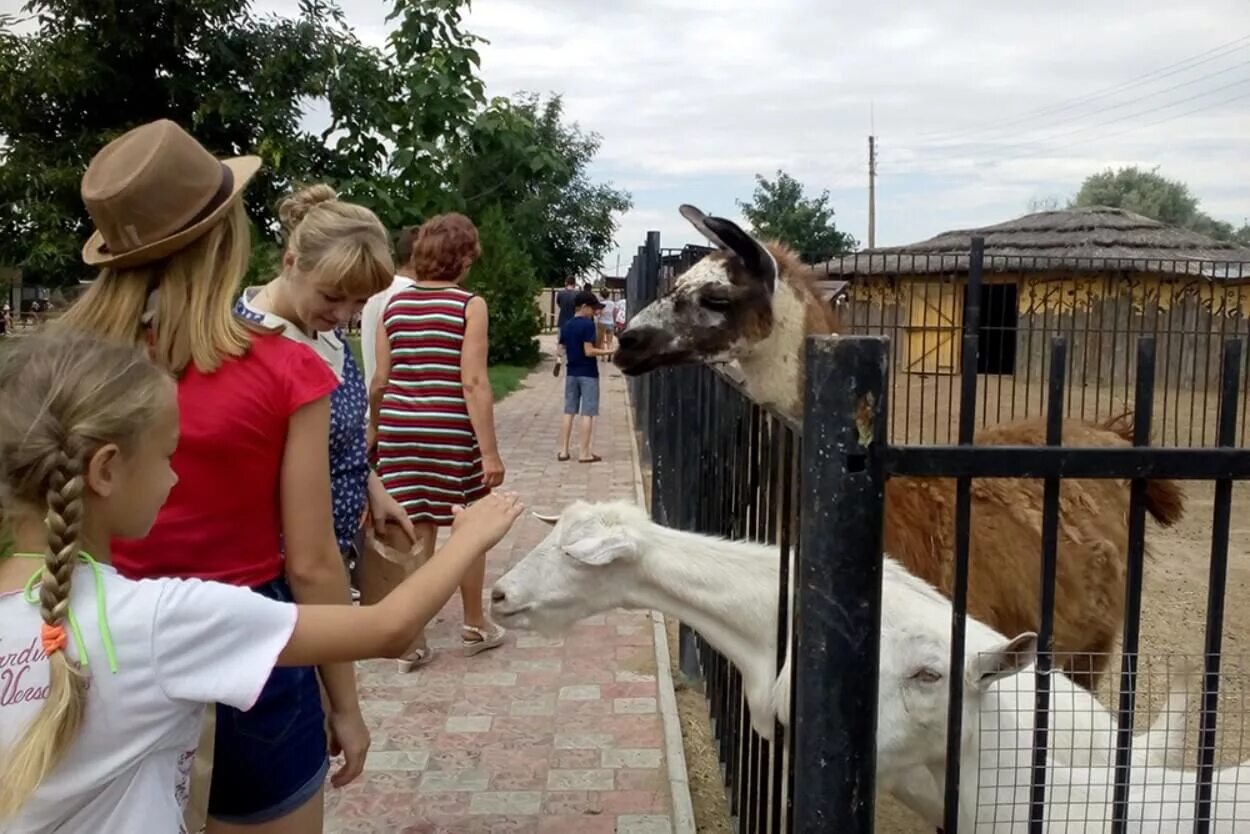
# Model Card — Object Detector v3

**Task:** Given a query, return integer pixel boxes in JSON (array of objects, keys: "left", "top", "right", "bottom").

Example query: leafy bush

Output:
[{"left": 466, "top": 205, "right": 542, "bottom": 366}]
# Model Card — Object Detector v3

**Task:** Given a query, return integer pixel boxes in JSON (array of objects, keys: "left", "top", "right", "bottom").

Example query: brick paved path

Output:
[{"left": 326, "top": 337, "right": 674, "bottom": 834}]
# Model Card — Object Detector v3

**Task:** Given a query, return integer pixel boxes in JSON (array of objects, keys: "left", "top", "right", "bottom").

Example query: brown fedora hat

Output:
[{"left": 81, "top": 119, "right": 262, "bottom": 269}]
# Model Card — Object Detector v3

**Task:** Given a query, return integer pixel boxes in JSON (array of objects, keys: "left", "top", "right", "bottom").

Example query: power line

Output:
[
  {"left": 986, "top": 88, "right": 1250, "bottom": 167},
  {"left": 908, "top": 33, "right": 1250, "bottom": 144},
  {"left": 887, "top": 75, "right": 1250, "bottom": 171},
  {"left": 921, "top": 60, "right": 1250, "bottom": 154},
  {"left": 883, "top": 88, "right": 1250, "bottom": 178}
]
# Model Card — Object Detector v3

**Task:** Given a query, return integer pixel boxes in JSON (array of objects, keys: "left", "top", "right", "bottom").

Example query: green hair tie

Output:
[{"left": 6, "top": 551, "right": 119, "bottom": 674}]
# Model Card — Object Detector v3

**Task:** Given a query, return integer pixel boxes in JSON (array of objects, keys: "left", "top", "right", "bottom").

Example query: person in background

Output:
[
  {"left": 614, "top": 295, "right": 628, "bottom": 336},
  {"left": 557, "top": 290, "right": 613, "bottom": 463},
  {"left": 552, "top": 276, "right": 578, "bottom": 377},
  {"left": 370, "top": 213, "right": 508, "bottom": 669},
  {"left": 235, "top": 184, "right": 414, "bottom": 600},
  {"left": 597, "top": 293, "right": 617, "bottom": 358},
  {"left": 360, "top": 226, "right": 419, "bottom": 408},
  {"left": 55, "top": 118, "right": 368, "bottom": 831}
]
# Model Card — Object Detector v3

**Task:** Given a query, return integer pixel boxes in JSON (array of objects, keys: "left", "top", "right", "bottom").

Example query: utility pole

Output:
[{"left": 867, "top": 134, "right": 877, "bottom": 249}]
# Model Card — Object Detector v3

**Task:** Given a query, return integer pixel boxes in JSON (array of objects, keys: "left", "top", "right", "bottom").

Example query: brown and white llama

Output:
[{"left": 615, "top": 204, "right": 1185, "bottom": 690}]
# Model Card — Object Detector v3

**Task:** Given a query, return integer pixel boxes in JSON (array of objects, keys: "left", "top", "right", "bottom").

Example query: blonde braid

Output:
[
  {"left": 41, "top": 441, "right": 85, "bottom": 625},
  {"left": 0, "top": 442, "right": 89, "bottom": 819}
]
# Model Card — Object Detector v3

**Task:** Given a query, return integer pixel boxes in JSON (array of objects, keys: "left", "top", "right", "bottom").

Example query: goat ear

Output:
[
  {"left": 967, "top": 632, "right": 1038, "bottom": 691},
  {"left": 563, "top": 535, "right": 637, "bottom": 567},
  {"left": 532, "top": 512, "right": 560, "bottom": 526},
  {"left": 687, "top": 208, "right": 776, "bottom": 293}
]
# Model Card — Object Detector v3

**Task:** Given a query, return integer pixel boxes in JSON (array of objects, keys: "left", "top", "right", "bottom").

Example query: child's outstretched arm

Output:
[{"left": 276, "top": 491, "right": 525, "bottom": 667}]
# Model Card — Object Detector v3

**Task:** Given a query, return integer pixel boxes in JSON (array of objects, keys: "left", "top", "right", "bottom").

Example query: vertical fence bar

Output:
[
  {"left": 792, "top": 335, "right": 888, "bottom": 834},
  {"left": 1028, "top": 337, "right": 1067, "bottom": 834},
  {"left": 772, "top": 426, "right": 797, "bottom": 834},
  {"left": 942, "top": 236, "right": 984, "bottom": 833},
  {"left": 1110, "top": 338, "right": 1157, "bottom": 834},
  {"left": 1193, "top": 339, "right": 1242, "bottom": 834}
]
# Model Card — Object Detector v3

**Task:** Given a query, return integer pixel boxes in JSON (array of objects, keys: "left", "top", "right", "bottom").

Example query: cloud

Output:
[{"left": 256, "top": 1, "right": 1250, "bottom": 265}]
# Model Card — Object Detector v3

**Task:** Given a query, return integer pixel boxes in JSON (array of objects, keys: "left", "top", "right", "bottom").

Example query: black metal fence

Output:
[
  {"left": 824, "top": 253, "right": 1250, "bottom": 447},
  {"left": 625, "top": 231, "right": 1250, "bottom": 833}
]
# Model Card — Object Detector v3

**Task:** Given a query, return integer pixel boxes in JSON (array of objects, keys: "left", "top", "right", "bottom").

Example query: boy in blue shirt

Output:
[{"left": 558, "top": 290, "right": 614, "bottom": 462}]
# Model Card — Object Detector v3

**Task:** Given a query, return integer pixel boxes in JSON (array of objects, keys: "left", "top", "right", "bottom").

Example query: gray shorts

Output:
[{"left": 564, "top": 375, "right": 600, "bottom": 417}]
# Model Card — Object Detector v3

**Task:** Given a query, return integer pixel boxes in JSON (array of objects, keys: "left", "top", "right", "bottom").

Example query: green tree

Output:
[
  {"left": 455, "top": 94, "right": 631, "bottom": 286},
  {"left": 737, "top": 170, "right": 856, "bottom": 263},
  {"left": 335, "top": 0, "right": 487, "bottom": 232},
  {"left": 0, "top": 0, "right": 393, "bottom": 286},
  {"left": 1070, "top": 166, "right": 1247, "bottom": 244},
  {"left": 465, "top": 204, "right": 542, "bottom": 365}
]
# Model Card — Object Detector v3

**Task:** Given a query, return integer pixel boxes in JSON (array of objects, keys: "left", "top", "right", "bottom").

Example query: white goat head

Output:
[
  {"left": 490, "top": 500, "right": 649, "bottom": 634},
  {"left": 871, "top": 560, "right": 1041, "bottom": 777},
  {"left": 614, "top": 204, "right": 779, "bottom": 376},
  {"left": 875, "top": 601, "right": 1038, "bottom": 777}
]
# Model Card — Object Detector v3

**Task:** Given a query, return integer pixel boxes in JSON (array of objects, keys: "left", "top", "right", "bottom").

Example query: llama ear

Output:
[
  {"left": 563, "top": 535, "right": 637, "bottom": 567},
  {"left": 680, "top": 204, "right": 733, "bottom": 250},
  {"left": 967, "top": 633, "right": 1037, "bottom": 691},
  {"left": 680, "top": 205, "right": 776, "bottom": 293}
]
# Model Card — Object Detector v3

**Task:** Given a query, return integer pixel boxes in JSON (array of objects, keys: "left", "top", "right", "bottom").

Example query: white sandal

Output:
[
  {"left": 462, "top": 623, "right": 506, "bottom": 657},
  {"left": 397, "top": 638, "right": 434, "bottom": 673}
]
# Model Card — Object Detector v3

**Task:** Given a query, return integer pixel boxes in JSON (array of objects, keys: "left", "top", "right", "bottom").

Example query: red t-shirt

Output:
[{"left": 113, "top": 333, "right": 338, "bottom": 587}]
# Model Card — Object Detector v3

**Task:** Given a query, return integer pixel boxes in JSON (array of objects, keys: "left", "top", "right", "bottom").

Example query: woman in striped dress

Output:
[{"left": 370, "top": 213, "right": 507, "bottom": 666}]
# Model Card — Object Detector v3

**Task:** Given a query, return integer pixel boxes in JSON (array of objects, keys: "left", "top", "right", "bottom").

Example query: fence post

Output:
[{"left": 792, "top": 335, "right": 889, "bottom": 834}]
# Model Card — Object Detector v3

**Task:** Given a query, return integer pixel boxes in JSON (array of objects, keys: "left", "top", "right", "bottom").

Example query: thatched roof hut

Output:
[{"left": 818, "top": 206, "right": 1250, "bottom": 280}]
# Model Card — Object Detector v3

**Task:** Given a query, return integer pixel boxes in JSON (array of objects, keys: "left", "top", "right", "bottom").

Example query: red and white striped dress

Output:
[{"left": 376, "top": 284, "right": 488, "bottom": 525}]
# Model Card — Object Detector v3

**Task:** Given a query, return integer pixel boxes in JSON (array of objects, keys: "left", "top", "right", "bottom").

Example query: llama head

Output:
[
  {"left": 490, "top": 500, "right": 650, "bottom": 634},
  {"left": 614, "top": 204, "right": 781, "bottom": 376}
]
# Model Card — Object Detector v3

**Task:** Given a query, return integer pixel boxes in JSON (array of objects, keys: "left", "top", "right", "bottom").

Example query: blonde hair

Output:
[
  {"left": 57, "top": 200, "right": 254, "bottom": 376},
  {"left": 0, "top": 331, "right": 172, "bottom": 819},
  {"left": 279, "top": 184, "right": 394, "bottom": 298}
]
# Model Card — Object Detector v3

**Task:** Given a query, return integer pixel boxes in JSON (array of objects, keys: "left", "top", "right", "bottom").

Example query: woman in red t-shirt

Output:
[{"left": 57, "top": 119, "right": 370, "bottom": 831}]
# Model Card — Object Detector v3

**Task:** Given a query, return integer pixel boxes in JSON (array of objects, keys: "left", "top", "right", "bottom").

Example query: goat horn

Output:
[{"left": 531, "top": 512, "right": 560, "bottom": 525}]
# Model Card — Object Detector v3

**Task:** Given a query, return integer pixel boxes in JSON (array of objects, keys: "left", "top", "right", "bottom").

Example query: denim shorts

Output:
[
  {"left": 564, "top": 375, "right": 600, "bottom": 417},
  {"left": 207, "top": 576, "right": 329, "bottom": 824}
]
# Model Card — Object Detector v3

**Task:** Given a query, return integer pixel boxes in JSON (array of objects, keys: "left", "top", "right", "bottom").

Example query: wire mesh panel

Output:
[{"left": 829, "top": 254, "right": 1250, "bottom": 447}]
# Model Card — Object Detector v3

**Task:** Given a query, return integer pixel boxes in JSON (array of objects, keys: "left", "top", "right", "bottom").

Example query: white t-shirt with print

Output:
[
  {"left": 598, "top": 299, "right": 616, "bottom": 326},
  {"left": 0, "top": 565, "right": 297, "bottom": 834}
]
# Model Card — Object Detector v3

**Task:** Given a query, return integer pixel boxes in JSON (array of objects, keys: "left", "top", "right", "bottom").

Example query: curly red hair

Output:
[{"left": 413, "top": 213, "right": 481, "bottom": 283}]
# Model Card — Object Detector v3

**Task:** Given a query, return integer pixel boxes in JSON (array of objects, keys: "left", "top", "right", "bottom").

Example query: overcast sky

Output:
[
  {"left": 322, "top": 0, "right": 1249, "bottom": 271},
  {"left": 11, "top": 0, "right": 1250, "bottom": 272}
]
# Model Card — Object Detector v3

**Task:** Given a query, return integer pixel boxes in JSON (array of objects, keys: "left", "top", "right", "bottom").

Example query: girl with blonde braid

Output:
[{"left": 0, "top": 331, "right": 524, "bottom": 833}]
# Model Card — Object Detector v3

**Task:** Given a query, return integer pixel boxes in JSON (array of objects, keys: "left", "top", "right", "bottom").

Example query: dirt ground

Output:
[{"left": 660, "top": 477, "right": 1250, "bottom": 833}]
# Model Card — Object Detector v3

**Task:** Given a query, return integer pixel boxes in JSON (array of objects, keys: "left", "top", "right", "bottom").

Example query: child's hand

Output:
[{"left": 450, "top": 491, "right": 524, "bottom": 551}]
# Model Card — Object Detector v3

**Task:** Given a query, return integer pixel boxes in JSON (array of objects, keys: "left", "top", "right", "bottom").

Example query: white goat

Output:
[
  {"left": 878, "top": 596, "right": 1249, "bottom": 833},
  {"left": 491, "top": 500, "right": 1191, "bottom": 808}
]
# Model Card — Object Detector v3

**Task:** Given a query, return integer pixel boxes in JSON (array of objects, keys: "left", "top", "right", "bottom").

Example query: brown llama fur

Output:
[
  {"left": 763, "top": 241, "right": 839, "bottom": 337},
  {"left": 883, "top": 417, "right": 1183, "bottom": 691},
  {"left": 756, "top": 240, "right": 1185, "bottom": 690}
]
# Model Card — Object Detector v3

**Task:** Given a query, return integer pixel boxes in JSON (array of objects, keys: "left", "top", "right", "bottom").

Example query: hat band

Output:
[{"left": 176, "top": 162, "right": 236, "bottom": 233}]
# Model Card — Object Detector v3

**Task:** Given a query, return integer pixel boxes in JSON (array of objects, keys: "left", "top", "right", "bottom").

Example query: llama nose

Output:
[
  {"left": 617, "top": 329, "right": 647, "bottom": 352},
  {"left": 491, "top": 588, "right": 506, "bottom": 603}
]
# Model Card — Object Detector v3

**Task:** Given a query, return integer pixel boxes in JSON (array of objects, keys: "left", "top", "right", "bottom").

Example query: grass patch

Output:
[{"left": 343, "top": 334, "right": 533, "bottom": 402}]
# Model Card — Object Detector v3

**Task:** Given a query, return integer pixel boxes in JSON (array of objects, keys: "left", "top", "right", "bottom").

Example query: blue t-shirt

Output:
[{"left": 560, "top": 316, "right": 599, "bottom": 378}]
